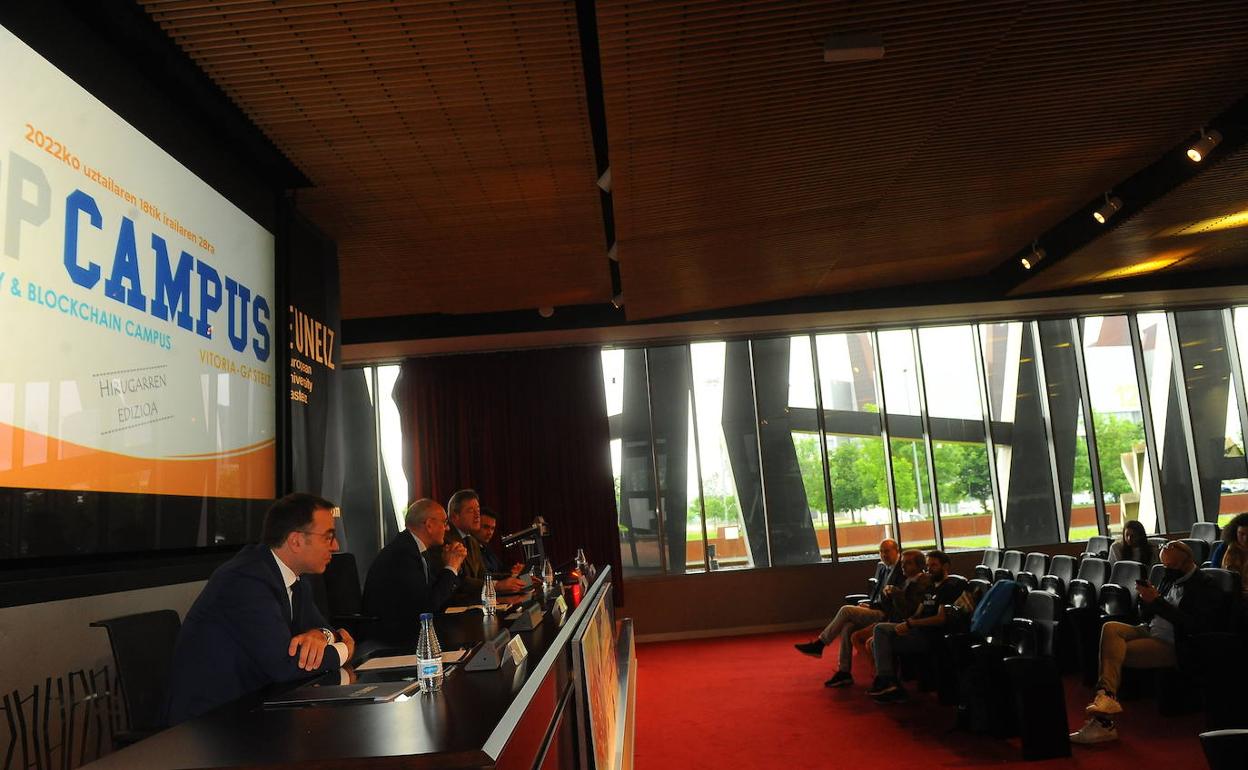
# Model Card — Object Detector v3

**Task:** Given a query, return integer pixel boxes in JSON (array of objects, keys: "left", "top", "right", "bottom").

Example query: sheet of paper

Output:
[
  {"left": 357, "top": 650, "right": 467, "bottom": 671},
  {"left": 357, "top": 654, "right": 421, "bottom": 671},
  {"left": 444, "top": 606, "right": 472, "bottom": 614}
]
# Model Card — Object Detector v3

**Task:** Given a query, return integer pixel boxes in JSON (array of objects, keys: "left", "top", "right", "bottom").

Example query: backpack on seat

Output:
[{"left": 971, "top": 579, "right": 1023, "bottom": 639}]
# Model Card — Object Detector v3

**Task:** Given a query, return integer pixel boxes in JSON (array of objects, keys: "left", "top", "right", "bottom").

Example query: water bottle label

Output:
[{"left": 419, "top": 659, "right": 441, "bottom": 677}]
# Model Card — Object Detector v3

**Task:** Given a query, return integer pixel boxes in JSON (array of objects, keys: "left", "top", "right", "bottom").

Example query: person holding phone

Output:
[{"left": 1071, "top": 541, "right": 1223, "bottom": 745}]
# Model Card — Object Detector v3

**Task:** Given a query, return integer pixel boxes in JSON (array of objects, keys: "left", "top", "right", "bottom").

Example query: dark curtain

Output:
[{"left": 393, "top": 347, "right": 622, "bottom": 600}]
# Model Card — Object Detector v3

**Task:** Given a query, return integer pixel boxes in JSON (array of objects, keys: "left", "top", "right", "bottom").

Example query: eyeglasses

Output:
[{"left": 299, "top": 528, "right": 338, "bottom": 544}]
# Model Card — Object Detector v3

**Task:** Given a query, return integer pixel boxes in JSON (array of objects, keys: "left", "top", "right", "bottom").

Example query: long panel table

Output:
[{"left": 84, "top": 569, "right": 617, "bottom": 770}]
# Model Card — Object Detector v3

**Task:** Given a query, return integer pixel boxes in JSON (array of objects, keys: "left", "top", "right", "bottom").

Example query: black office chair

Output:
[
  {"left": 1191, "top": 521, "right": 1219, "bottom": 545},
  {"left": 1201, "top": 729, "right": 1248, "bottom": 770},
  {"left": 89, "top": 610, "right": 181, "bottom": 745},
  {"left": 310, "top": 552, "right": 377, "bottom": 641}
]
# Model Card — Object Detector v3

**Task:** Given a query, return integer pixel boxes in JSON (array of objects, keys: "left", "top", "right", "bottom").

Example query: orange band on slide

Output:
[{"left": 0, "top": 422, "right": 275, "bottom": 499}]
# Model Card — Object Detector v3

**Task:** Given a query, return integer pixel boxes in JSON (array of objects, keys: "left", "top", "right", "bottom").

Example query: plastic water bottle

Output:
[
  {"left": 481, "top": 574, "right": 496, "bottom": 616},
  {"left": 575, "top": 548, "right": 588, "bottom": 573},
  {"left": 415, "top": 612, "right": 443, "bottom": 692},
  {"left": 542, "top": 558, "right": 555, "bottom": 593}
]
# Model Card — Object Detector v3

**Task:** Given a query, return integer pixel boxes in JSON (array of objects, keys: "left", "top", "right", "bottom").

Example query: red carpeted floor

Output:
[{"left": 634, "top": 630, "right": 1205, "bottom": 769}]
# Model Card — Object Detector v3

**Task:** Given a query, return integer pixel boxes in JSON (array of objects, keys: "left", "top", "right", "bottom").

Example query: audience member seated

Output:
[
  {"left": 1216, "top": 512, "right": 1248, "bottom": 595},
  {"left": 794, "top": 542, "right": 923, "bottom": 688},
  {"left": 1109, "top": 520, "right": 1157, "bottom": 568},
  {"left": 439, "top": 489, "right": 526, "bottom": 601},
  {"left": 1070, "top": 541, "right": 1223, "bottom": 744},
  {"left": 867, "top": 550, "right": 964, "bottom": 703},
  {"left": 362, "top": 498, "right": 467, "bottom": 642},
  {"left": 165, "top": 493, "right": 356, "bottom": 726}
]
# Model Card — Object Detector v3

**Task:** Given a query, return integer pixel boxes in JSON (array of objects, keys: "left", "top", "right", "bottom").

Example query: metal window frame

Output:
[
  {"left": 1128, "top": 314, "right": 1170, "bottom": 533},
  {"left": 910, "top": 329, "right": 944, "bottom": 550},
  {"left": 1222, "top": 308, "right": 1248, "bottom": 482},
  {"left": 809, "top": 334, "right": 839, "bottom": 562},
  {"left": 1029, "top": 322, "right": 1071, "bottom": 544},
  {"left": 870, "top": 331, "right": 904, "bottom": 547},
  {"left": 684, "top": 346, "right": 712, "bottom": 572},
  {"left": 641, "top": 348, "right": 670, "bottom": 574},
  {"left": 1071, "top": 318, "right": 1110, "bottom": 537},
  {"left": 1167, "top": 311, "right": 1208, "bottom": 523},
  {"left": 971, "top": 323, "right": 1008, "bottom": 549}
]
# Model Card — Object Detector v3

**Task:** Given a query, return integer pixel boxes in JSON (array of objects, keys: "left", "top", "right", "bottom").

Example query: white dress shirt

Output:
[{"left": 270, "top": 550, "right": 348, "bottom": 666}]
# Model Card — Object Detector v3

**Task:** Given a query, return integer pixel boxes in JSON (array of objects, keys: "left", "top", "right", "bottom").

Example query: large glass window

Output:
[
  {"left": 877, "top": 330, "right": 936, "bottom": 550},
  {"left": 816, "top": 332, "right": 890, "bottom": 559},
  {"left": 598, "top": 303, "right": 1248, "bottom": 577},
  {"left": 1172, "top": 310, "right": 1248, "bottom": 526},
  {"left": 1082, "top": 316, "right": 1154, "bottom": 536},
  {"left": 979, "top": 322, "right": 1060, "bottom": 547}
]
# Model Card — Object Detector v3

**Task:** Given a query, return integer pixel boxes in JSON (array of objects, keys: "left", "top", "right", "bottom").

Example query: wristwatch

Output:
[{"left": 320, "top": 628, "right": 335, "bottom": 644}]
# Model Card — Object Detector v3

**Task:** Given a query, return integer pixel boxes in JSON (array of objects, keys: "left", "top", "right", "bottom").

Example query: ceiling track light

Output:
[
  {"left": 1187, "top": 129, "right": 1222, "bottom": 162},
  {"left": 607, "top": 242, "right": 619, "bottom": 262},
  {"left": 1093, "top": 193, "right": 1123, "bottom": 224},
  {"left": 537, "top": 306, "right": 554, "bottom": 318},
  {"left": 1021, "top": 242, "right": 1046, "bottom": 270},
  {"left": 610, "top": 292, "right": 624, "bottom": 310},
  {"left": 596, "top": 166, "right": 613, "bottom": 193}
]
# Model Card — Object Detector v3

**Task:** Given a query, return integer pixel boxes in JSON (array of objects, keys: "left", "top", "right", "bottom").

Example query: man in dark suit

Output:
[
  {"left": 362, "top": 498, "right": 468, "bottom": 642},
  {"left": 794, "top": 538, "right": 903, "bottom": 687},
  {"left": 442, "top": 490, "right": 525, "bottom": 601},
  {"left": 165, "top": 494, "right": 356, "bottom": 726},
  {"left": 1071, "top": 540, "right": 1226, "bottom": 744}
]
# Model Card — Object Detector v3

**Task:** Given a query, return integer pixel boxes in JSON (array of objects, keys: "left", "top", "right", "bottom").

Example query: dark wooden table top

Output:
[{"left": 84, "top": 579, "right": 599, "bottom": 770}]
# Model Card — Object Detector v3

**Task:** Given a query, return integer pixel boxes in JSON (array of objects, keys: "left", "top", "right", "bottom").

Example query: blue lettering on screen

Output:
[{"left": 60, "top": 188, "right": 271, "bottom": 363}]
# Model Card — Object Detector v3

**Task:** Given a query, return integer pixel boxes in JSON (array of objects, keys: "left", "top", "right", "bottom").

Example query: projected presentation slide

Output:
[{"left": 0, "top": 25, "right": 275, "bottom": 500}]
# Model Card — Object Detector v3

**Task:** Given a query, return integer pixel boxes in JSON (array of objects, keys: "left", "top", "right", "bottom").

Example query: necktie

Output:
[
  {"left": 289, "top": 578, "right": 303, "bottom": 629},
  {"left": 421, "top": 549, "right": 431, "bottom": 583}
]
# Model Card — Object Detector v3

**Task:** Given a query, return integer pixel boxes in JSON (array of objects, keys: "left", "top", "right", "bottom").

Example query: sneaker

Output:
[
  {"left": 824, "top": 671, "right": 853, "bottom": 688},
  {"left": 871, "top": 684, "right": 908, "bottom": 703},
  {"left": 1070, "top": 718, "right": 1118, "bottom": 744},
  {"left": 1085, "top": 690, "right": 1122, "bottom": 715},
  {"left": 865, "top": 678, "right": 897, "bottom": 697},
  {"left": 794, "top": 640, "right": 824, "bottom": 658}
]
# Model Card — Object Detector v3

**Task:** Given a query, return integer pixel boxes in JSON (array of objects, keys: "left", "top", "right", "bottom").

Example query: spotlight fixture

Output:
[
  {"left": 1093, "top": 194, "right": 1123, "bottom": 224},
  {"left": 597, "top": 166, "right": 613, "bottom": 193},
  {"left": 1021, "top": 242, "right": 1046, "bottom": 270},
  {"left": 1186, "top": 129, "right": 1222, "bottom": 162},
  {"left": 538, "top": 306, "right": 554, "bottom": 318},
  {"left": 610, "top": 292, "right": 624, "bottom": 309},
  {"left": 607, "top": 242, "right": 619, "bottom": 262},
  {"left": 823, "top": 33, "right": 885, "bottom": 62}
]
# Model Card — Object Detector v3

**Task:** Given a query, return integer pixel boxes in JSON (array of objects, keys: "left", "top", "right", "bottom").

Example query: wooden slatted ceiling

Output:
[
  {"left": 138, "top": 0, "right": 607, "bottom": 319},
  {"left": 1016, "top": 143, "right": 1248, "bottom": 294},
  {"left": 598, "top": 0, "right": 1248, "bottom": 319}
]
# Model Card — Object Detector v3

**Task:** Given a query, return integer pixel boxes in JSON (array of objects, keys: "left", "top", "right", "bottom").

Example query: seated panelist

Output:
[
  {"left": 362, "top": 498, "right": 467, "bottom": 641},
  {"left": 165, "top": 493, "right": 356, "bottom": 726},
  {"left": 442, "top": 490, "right": 526, "bottom": 598}
]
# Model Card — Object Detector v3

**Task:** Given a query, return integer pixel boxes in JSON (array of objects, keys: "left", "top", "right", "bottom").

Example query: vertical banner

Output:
[{"left": 284, "top": 209, "right": 345, "bottom": 543}]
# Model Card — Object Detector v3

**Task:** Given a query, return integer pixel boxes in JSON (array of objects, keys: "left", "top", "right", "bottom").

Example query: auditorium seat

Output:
[
  {"left": 1191, "top": 521, "right": 1220, "bottom": 545},
  {"left": 1066, "top": 557, "right": 1110, "bottom": 609},
  {"left": 1200, "top": 729, "right": 1248, "bottom": 770},
  {"left": 1098, "top": 560, "right": 1146, "bottom": 624},
  {"left": 1181, "top": 538, "right": 1211, "bottom": 566},
  {"left": 1039, "top": 555, "right": 1077, "bottom": 601},
  {"left": 1084, "top": 535, "right": 1111, "bottom": 559},
  {"left": 1148, "top": 535, "right": 1168, "bottom": 551},
  {"left": 1014, "top": 552, "right": 1048, "bottom": 591},
  {"left": 976, "top": 548, "right": 1002, "bottom": 581},
  {"left": 1000, "top": 550, "right": 1025, "bottom": 577}
]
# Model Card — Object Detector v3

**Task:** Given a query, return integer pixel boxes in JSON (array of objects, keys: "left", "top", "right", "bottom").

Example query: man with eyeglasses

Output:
[
  {"left": 165, "top": 493, "right": 357, "bottom": 725},
  {"left": 363, "top": 498, "right": 468, "bottom": 642}
]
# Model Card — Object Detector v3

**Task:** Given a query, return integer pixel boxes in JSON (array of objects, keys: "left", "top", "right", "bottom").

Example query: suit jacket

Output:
[
  {"left": 441, "top": 526, "right": 484, "bottom": 601},
  {"left": 868, "top": 560, "right": 905, "bottom": 607},
  {"left": 479, "top": 538, "right": 503, "bottom": 574},
  {"left": 362, "top": 531, "right": 460, "bottom": 642},
  {"left": 165, "top": 544, "right": 341, "bottom": 726}
]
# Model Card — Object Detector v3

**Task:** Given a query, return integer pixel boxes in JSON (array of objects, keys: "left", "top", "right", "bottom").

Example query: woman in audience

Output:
[
  {"left": 1108, "top": 520, "right": 1156, "bottom": 567},
  {"left": 1217, "top": 512, "right": 1248, "bottom": 594}
]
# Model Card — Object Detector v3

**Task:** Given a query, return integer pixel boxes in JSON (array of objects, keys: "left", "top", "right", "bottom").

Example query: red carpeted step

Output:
[{"left": 634, "top": 630, "right": 1203, "bottom": 770}]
